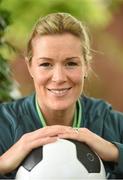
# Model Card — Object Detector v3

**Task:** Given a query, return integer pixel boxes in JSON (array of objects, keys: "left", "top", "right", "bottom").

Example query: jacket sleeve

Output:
[
  {"left": 0, "top": 172, "right": 16, "bottom": 179},
  {"left": 104, "top": 108, "right": 123, "bottom": 177},
  {"left": 0, "top": 104, "right": 15, "bottom": 156},
  {"left": 112, "top": 142, "right": 123, "bottom": 175},
  {"left": 0, "top": 104, "right": 17, "bottom": 179}
]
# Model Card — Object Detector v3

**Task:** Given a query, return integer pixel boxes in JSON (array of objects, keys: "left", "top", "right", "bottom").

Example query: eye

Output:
[
  {"left": 66, "top": 61, "right": 78, "bottom": 67},
  {"left": 39, "top": 62, "right": 52, "bottom": 67}
]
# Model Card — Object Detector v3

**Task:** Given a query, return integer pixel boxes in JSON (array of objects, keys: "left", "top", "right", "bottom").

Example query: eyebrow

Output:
[
  {"left": 65, "top": 57, "right": 80, "bottom": 60},
  {"left": 37, "top": 57, "right": 53, "bottom": 61},
  {"left": 37, "top": 56, "right": 80, "bottom": 61}
]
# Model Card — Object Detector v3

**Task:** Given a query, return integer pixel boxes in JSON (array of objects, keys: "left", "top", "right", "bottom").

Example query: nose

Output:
[{"left": 52, "top": 65, "right": 67, "bottom": 83}]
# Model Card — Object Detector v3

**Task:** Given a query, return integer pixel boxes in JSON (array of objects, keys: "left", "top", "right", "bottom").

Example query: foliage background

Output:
[
  {"left": 0, "top": 4, "right": 13, "bottom": 101},
  {"left": 0, "top": 0, "right": 123, "bottom": 110},
  {"left": 1, "top": 0, "right": 114, "bottom": 49}
]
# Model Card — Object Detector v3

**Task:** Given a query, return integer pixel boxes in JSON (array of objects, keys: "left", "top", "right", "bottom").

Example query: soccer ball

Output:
[{"left": 16, "top": 139, "right": 106, "bottom": 180}]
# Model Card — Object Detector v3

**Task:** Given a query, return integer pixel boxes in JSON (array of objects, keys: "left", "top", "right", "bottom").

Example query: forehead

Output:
[{"left": 31, "top": 33, "right": 82, "bottom": 57}]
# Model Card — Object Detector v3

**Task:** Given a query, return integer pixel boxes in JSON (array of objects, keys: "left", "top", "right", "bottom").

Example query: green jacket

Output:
[{"left": 0, "top": 94, "right": 123, "bottom": 179}]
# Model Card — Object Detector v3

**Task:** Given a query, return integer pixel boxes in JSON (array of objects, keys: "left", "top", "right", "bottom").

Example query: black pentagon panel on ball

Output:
[
  {"left": 22, "top": 146, "right": 43, "bottom": 171},
  {"left": 69, "top": 139, "right": 100, "bottom": 173}
]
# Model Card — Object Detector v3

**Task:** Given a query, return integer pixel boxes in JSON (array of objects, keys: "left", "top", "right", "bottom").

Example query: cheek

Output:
[
  {"left": 33, "top": 71, "right": 49, "bottom": 86},
  {"left": 69, "top": 71, "right": 84, "bottom": 84}
]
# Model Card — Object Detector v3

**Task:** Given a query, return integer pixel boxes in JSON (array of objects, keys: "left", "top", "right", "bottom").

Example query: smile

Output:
[{"left": 47, "top": 88, "right": 71, "bottom": 96}]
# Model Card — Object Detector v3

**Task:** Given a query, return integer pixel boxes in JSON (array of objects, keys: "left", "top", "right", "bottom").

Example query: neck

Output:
[{"left": 39, "top": 104, "right": 75, "bottom": 126}]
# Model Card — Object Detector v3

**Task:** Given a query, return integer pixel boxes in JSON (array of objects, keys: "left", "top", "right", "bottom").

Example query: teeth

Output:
[
  {"left": 48, "top": 88, "right": 70, "bottom": 96},
  {"left": 51, "top": 89, "right": 67, "bottom": 94}
]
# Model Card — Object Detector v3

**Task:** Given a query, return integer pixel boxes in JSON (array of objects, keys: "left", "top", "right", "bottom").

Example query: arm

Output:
[
  {"left": 0, "top": 127, "right": 58, "bottom": 175},
  {"left": 58, "top": 127, "right": 119, "bottom": 162}
]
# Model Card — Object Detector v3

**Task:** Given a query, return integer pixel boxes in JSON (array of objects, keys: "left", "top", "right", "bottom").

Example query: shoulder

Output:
[
  {"left": 79, "top": 96, "right": 123, "bottom": 138},
  {"left": 80, "top": 95, "right": 123, "bottom": 126},
  {"left": 0, "top": 94, "right": 37, "bottom": 140},
  {"left": 80, "top": 95, "right": 112, "bottom": 115},
  {"left": 0, "top": 94, "right": 35, "bottom": 112},
  {"left": 0, "top": 94, "right": 35, "bottom": 123}
]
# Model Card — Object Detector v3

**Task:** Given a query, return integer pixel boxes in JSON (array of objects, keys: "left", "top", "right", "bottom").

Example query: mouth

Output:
[{"left": 47, "top": 87, "right": 72, "bottom": 96}]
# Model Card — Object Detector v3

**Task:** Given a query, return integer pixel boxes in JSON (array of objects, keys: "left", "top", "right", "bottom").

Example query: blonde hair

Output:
[{"left": 27, "top": 12, "right": 92, "bottom": 64}]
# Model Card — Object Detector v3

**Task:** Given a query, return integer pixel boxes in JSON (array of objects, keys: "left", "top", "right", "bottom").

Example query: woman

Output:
[{"left": 0, "top": 12, "right": 123, "bottom": 179}]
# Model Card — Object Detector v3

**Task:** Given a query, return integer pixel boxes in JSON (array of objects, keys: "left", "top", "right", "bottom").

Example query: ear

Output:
[
  {"left": 84, "top": 64, "right": 89, "bottom": 79},
  {"left": 25, "top": 57, "right": 34, "bottom": 78}
]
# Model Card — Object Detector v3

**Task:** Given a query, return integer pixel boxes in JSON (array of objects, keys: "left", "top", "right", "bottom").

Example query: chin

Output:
[{"left": 48, "top": 101, "right": 74, "bottom": 111}]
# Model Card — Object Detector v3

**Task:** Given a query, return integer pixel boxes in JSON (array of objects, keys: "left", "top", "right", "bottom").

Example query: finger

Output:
[
  {"left": 28, "top": 136, "right": 58, "bottom": 150},
  {"left": 58, "top": 128, "right": 83, "bottom": 141},
  {"left": 34, "top": 125, "right": 72, "bottom": 138},
  {"left": 22, "top": 125, "right": 72, "bottom": 148},
  {"left": 23, "top": 127, "right": 57, "bottom": 142}
]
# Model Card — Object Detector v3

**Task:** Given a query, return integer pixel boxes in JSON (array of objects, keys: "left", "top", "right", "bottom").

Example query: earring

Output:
[{"left": 84, "top": 76, "right": 87, "bottom": 79}]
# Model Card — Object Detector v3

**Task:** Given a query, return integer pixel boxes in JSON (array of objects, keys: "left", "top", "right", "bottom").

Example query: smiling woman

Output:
[
  {"left": 27, "top": 33, "right": 86, "bottom": 114},
  {"left": 0, "top": 12, "right": 123, "bottom": 179}
]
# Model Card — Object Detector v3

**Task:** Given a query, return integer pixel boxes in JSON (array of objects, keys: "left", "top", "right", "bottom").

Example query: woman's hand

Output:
[
  {"left": 0, "top": 126, "right": 61, "bottom": 174},
  {"left": 58, "top": 126, "right": 119, "bottom": 162}
]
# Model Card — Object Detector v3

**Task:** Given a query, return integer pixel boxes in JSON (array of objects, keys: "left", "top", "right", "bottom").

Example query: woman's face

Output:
[{"left": 27, "top": 33, "right": 88, "bottom": 111}]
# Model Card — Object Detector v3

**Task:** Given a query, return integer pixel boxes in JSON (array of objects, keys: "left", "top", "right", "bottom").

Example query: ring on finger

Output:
[{"left": 73, "top": 128, "right": 80, "bottom": 133}]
